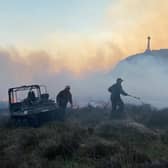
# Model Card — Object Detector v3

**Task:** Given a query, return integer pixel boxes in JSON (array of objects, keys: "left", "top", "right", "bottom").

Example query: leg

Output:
[
  {"left": 110, "top": 99, "right": 117, "bottom": 118},
  {"left": 111, "top": 99, "right": 117, "bottom": 113},
  {"left": 117, "top": 99, "right": 124, "bottom": 113},
  {"left": 59, "top": 105, "right": 66, "bottom": 121}
]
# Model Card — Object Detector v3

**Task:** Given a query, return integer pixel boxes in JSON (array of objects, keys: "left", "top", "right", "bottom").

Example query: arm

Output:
[
  {"left": 121, "top": 86, "right": 128, "bottom": 96},
  {"left": 108, "top": 86, "right": 113, "bottom": 93},
  {"left": 68, "top": 92, "right": 73, "bottom": 107}
]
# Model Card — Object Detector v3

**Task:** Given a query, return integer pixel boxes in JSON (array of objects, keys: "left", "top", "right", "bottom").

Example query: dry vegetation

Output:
[{"left": 1, "top": 104, "right": 168, "bottom": 168}]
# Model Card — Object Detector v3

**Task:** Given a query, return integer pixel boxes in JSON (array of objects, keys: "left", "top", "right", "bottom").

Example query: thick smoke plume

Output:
[
  {"left": 0, "top": 46, "right": 115, "bottom": 103},
  {"left": 111, "top": 50, "right": 168, "bottom": 108},
  {"left": 1, "top": 0, "right": 168, "bottom": 107}
]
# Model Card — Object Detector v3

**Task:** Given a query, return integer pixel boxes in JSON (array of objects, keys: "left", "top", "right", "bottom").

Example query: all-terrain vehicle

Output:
[{"left": 8, "top": 84, "right": 60, "bottom": 126}]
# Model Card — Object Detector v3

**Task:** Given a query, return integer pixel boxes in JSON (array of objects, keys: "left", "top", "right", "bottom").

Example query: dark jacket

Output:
[
  {"left": 108, "top": 83, "right": 128, "bottom": 100},
  {"left": 28, "top": 91, "right": 36, "bottom": 101},
  {"left": 56, "top": 89, "right": 72, "bottom": 107}
]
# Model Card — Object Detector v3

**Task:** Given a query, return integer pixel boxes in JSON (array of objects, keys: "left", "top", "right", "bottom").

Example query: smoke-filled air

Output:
[
  {"left": 0, "top": 0, "right": 168, "bottom": 107},
  {"left": 2, "top": 2, "right": 168, "bottom": 167}
]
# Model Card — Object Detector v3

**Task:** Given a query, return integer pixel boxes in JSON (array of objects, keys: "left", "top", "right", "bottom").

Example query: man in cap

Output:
[
  {"left": 56, "top": 85, "right": 73, "bottom": 120},
  {"left": 27, "top": 89, "right": 36, "bottom": 105},
  {"left": 108, "top": 78, "right": 129, "bottom": 116}
]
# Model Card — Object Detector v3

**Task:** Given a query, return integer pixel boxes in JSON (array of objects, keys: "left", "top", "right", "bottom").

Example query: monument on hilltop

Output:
[{"left": 145, "top": 36, "right": 151, "bottom": 53}]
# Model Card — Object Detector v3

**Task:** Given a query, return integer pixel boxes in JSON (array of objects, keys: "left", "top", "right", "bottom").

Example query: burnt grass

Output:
[{"left": 1, "top": 104, "right": 168, "bottom": 168}]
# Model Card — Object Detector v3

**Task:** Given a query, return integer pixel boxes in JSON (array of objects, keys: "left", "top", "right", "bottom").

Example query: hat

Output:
[
  {"left": 116, "top": 78, "right": 123, "bottom": 82},
  {"left": 65, "top": 85, "right": 71, "bottom": 89}
]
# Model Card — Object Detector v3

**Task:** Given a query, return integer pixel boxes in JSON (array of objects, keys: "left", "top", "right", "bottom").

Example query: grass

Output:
[{"left": 0, "top": 104, "right": 168, "bottom": 167}]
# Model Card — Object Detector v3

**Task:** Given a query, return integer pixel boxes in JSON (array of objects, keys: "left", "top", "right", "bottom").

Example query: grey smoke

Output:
[
  {"left": 1, "top": 48, "right": 168, "bottom": 108},
  {"left": 110, "top": 49, "right": 168, "bottom": 108}
]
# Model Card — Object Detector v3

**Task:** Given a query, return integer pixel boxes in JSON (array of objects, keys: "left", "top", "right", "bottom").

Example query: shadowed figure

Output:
[
  {"left": 108, "top": 78, "right": 128, "bottom": 118},
  {"left": 27, "top": 90, "right": 36, "bottom": 105},
  {"left": 56, "top": 86, "right": 73, "bottom": 121}
]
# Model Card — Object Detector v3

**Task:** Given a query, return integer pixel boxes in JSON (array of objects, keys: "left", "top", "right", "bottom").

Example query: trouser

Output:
[
  {"left": 58, "top": 104, "right": 67, "bottom": 121},
  {"left": 57, "top": 99, "right": 68, "bottom": 121},
  {"left": 111, "top": 98, "right": 124, "bottom": 114}
]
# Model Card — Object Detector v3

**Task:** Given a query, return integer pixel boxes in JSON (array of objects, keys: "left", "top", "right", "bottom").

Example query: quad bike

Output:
[{"left": 8, "top": 84, "right": 61, "bottom": 126}]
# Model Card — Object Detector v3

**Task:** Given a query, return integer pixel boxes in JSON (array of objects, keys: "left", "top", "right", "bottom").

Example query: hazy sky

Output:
[
  {"left": 0, "top": 0, "right": 112, "bottom": 44},
  {"left": 0, "top": 0, "right": 168, "bottom": 103}
]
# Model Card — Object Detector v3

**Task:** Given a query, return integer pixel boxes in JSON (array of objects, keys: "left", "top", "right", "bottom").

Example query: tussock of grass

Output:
[{"left": 1, "top": 104, "right": 168, "bottom": 167}]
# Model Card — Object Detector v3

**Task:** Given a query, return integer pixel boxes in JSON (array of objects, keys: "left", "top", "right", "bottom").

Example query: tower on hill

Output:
[{"left": 145, "top": 36, "right": 151, "bottom": 53}]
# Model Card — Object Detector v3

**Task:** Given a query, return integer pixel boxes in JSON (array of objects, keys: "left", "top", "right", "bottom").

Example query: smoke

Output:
[
  {"left": 0, "top": 45, "right": 115, "bottom": 103},
  {"left": 0, "top": 31, "right": 126, "bottom": 102},
  {"left": 103, "top": 0, "right": 168, "bottom": 108},
  {"left": 1, "top": 0, "right": 168, "bottom": 107},
  {"left": 106, "top": 0, "right": 168, "bottom": 54},
  {"left": 36, "top": 33, "right": 126, "bottom": 74},
  {"left": 110, "top": 50, "right": 168, "bottom": 108}
]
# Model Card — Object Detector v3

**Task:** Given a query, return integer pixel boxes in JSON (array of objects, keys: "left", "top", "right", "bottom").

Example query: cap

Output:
[
  {"left": 65, "top": 85, "right": 71, "bottom": 89},
  {"left": 116, "top": 78, "right": 123, "bottom": 82}
]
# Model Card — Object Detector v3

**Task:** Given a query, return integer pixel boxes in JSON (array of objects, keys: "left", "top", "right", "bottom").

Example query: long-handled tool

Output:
[
  {"left": 128, "top": 94, "right": 141, "bottom": 100},
  {"left": 128, "top": 94, "right": 148, "bottom": 105}
]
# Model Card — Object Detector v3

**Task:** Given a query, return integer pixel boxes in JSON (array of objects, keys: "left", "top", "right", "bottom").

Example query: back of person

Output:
[
  {"left": 57, "top": 89, "right": 70, "bottom": 107},
  {"left": 56, "top": 86, "right": 72, "bottom": 109},
  {"left": 56, "top": 86, "right": 73, "bottom": 121},
  {"left": 109, "top": 83, "right": 122, "bottom": 100},
  {"left": 108, "top": 78, "right": 128, "bottom": 115},
  {"left": 27, "top": 90, "right": 36, "bottom": 103}
]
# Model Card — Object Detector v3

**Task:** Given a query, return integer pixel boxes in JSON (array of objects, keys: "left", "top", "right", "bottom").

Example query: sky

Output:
[
  {"left": 0, "top": 0, "right": 168, "bottom": 104},
  {"left": 0, "top": 0, "right": 111, "bottom": 44}
]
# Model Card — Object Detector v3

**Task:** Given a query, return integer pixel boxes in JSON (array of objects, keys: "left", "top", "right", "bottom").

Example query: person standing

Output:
[
  {"left": 56, "top": 85, "right": 73, "bottom": 120},
  {"left": 108, "top": 78, "right": 128, "bottom": 117}
]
